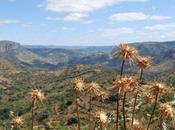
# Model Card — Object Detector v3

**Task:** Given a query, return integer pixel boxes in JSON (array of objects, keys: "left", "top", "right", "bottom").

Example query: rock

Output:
[{"left": 0, "top": 40, "right": 21, "bottom": 53}]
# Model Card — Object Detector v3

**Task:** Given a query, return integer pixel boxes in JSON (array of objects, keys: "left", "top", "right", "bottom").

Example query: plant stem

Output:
[
  {"left": 116, "top": 93, "right": 119, "bottom": 130},
  {"left": 140, "top": 69, "right": 143, "bottom": 81},
  {"left": 75, "top": 92, "right": 81, "bottom": 130},
  {"left": 100, "top": 98, "right": 103, "bottom": 130},
  {"left": 100, "top": 97, "right": 102, "bottom": 112},
  {"left": 93, "top": 122, "right": 97, "bottom": 130},
  {"left": 147, "top": 92, "right": 159, "bottom": 130},
  {"left": 120, "top": 60, "right": 125, "bottom": 76},
  {"left": 88, "top": 94, "right": 92, "bottom": 130},
  {"left": 100, "top": 121, "right": 103, "bottom": 130},
  {"left": 131, "top": 93, "right": 137, "bottom": 125},
  {"left": 159, "top": 115, "right": 163, "bottom": 130},
  {"left": 131, "top": 69, "right": 144, "bottom": 125},
  {"left": 122, "top": 92, "right": 127, "bottom": 130},
  {"left": 32, "top": 100, "right": 34, "bottom": 130},
  {"left": 115, "top": 60, "right": 125, "bottom": 130}
]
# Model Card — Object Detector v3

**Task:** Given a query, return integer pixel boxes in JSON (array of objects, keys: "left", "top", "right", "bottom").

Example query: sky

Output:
[{"left": 0, "top": 0, "right": 175, "bottom": 46}]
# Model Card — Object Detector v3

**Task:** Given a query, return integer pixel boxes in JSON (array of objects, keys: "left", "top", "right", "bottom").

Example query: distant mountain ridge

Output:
[{"left": 0, "top": 40, "right": 174, "bottom": 72}]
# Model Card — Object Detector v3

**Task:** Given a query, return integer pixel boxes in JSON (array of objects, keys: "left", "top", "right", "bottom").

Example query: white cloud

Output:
[
  {"left": 145, "top": 23, "right": 175, "bottom": 30},
  {"left": 46, "top": 17, "right": 61, "bottom": 21},
  {"left": 99, "top": 27, "right": 135, "bottom": 37},
  {"left": 0, "top": 19, "right": 33, "bottom": 28},
  {"left": 62, "top": 27, "right": 75, "bottom": 31},
  {"left": 92, "top": 26, "right": 175, "bottom": 44},
  {"left": 0, "top": 19, "right": 19, "bottom": 26},
  {"left": 43, "top": 1, "right": 149, "bottom": 24},
  {"left": 150, "top": 15, "right": 170, "bottom": 20},
  {"left": 46, "top": 13, "right": 93, "bottom": 24},
  {"left": 44, "top": 0, "right": 149, "bottom": 13},
  {"left": 160, "top": 31, "right": 175, "bottom": 39},
  {"left": 63, "top": 13, "right": 92, "bottom": 23},
  {"left": 109, "top": 12, "right": 170, "bottom": 22}
]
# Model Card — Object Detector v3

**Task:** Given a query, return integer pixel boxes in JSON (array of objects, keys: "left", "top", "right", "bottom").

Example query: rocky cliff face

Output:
[{"left": 0, "top": 41, "right": 21, "bottom": 53}]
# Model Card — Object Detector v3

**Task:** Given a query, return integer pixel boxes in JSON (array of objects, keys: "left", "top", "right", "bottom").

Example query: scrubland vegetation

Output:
[{"left": 0, "top": 44, "right": 174, "bottom": 130}]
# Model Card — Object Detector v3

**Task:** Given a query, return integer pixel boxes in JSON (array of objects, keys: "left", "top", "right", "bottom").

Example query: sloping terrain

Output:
[{"left": 0, "top": 40, "right": 174, "bottom": 72}]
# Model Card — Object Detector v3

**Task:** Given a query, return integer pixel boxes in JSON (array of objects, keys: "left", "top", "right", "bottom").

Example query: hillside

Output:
[
  {"left": 0, "top": 41, "right": 175, "bottom": 129},
  {"left": 0, "top": 40, "right": 175, "bottom": 76},
  {"left": 0, "top": 40, "right": 174, "bottom": 72},
  {"left": 0, "top": 64, "right": 174, "bottom": 129}
]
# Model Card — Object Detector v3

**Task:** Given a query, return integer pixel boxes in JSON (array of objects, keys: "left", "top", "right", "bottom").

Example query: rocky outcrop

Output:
[{"left": 0, "top": 40, "right": 21, "bottom": 53}]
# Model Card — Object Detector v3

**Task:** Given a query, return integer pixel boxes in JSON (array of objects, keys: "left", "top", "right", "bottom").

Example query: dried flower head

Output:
[
  {"left": 159, "top": 103, "right": 174, "bottom": 119},
  {"left": 144, "top": 93, "right": 154, "bottom": 103},
  {"left": 95, "top": 111, "right": 107, "bottom": 124},
  {"left": 11, "top": 116, "right": 24, "bottom": 128},
  {"left": 128, "top": 120, "right": 146, "bottom": 130},
  {"left": 30, "top": 89, "right": 45, "bottom": 102},
  {"left": 114, "top": 44, "right": 138, "bottom": 61},
  {"left": 124, "top": 76, "right": 139, "bottom": 93},
  {"left": 114, "top": 76, "right": 138, "bottom": 93},
  {"left": 97, "top": 91, "right": 108, "bottom": 101},
  {"left": 72, "top": 78, "right": 84, "bottom": 92},
  {"left": 151, "top": 83, "right": 166, "bottom": 94},
  {"left": 114, "top": 76, "right": 127, "bottom": 92},
  {"left": 86, "top": 82, "right": 100, "bottom": 95},
  {"left": 136, "top": 56, "right": 151, "bottom": 69}
]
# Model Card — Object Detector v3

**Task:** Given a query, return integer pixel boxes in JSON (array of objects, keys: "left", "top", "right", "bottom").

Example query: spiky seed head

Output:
[
  {"left": 86, "top": 82, "right": 100, "bottom": 95},
  {"left": 97, "top": 91, "right": 108, "bottom": 101},
  {"left": 114, "top": 76, "right": 127, "bottom": 92},
  {"left": 114, "top": 76, "right": 138, "bottom": 93},
  {"left": 151, "top": 83, "right": 166, "bottom": 94},
  {"left": 124, "top": 76, "right": 139, "bottom": 93},
  {"left": 136, "top": 56, "right": 151, "bottom": 69},
  {"left": 144, "top": 93, "right": 154, "bottom": 103},
  {"left": 114, "top": 44, "right": 138, "bottom": 61},
  {"left": 11, "top": 116, "right": 24, "bottom": 128},
  {"left": 95, "top": 111, "right": 107, "bottom": 124},
  {"left": 159, "top": 103, "right": 174, "bottom": 119},
  {"left": 30, "top": 89, "right": 45, "bottom": 102},
  {"left": 72, "top": 78, "right": 84, "bottom": 92}
]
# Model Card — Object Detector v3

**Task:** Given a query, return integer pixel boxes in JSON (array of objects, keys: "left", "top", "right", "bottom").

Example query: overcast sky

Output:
[{"left": 0, "top": 0, "right": 175, "bottom": 46}]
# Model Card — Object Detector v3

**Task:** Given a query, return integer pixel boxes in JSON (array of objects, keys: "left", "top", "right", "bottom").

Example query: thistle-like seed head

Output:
[
  {"left": 151, "top": 83, "right": 166, "bottom": 94},
  {"left": 11, "top": 116, "right": 24, "bottom": 128},
  {"left": 95, "top": 111, "right": 107, "bottom": 124},
  {"left": 136, "top": 56, "right": 151, "bottom": 69},
  {"left": 159, "top": 103, "right": 174, "bottom": 119},
  {"left": 114, "top": 76, "right": 127, "bottom": 92},
  {"left": 72, "top": 78, "right": 84, "bottom": 92},
  {"left": 86, "top": 82, "right": 100, "bottom": 95},
  {"left": 30, "top": 89, "right": 45, "bottom": 102},
  {"left": 114, "top": 44, "right": 138, "bottom": 61},
  {"left": 114, "top": 76, "right": 139, "bottom": 93},
  {"left": 97, "top": 91, "right": 108, "bottom": 101},
  {"left": 124, "top": 76, "right": 139, "bottom": 93}
]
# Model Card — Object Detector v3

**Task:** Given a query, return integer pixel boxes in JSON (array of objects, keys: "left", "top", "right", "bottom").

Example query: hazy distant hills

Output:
[{"left": 0, "top": 40, "right": 174, "bottom": 72}]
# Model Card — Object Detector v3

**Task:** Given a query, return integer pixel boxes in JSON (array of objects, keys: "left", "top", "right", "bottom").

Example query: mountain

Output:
[
  {"left": 0, "top": 41, "right": 21, "bottom": 53},
  {"left": 0, "top": 40, "right": 174, "bottom": 72},
  {"left": 132, "top": 41, "right": 175, "bottom": 72},
  {"left": 0, "top": 40, "right": 174, "bottom": 129},
  {"left": 0, "top": 41, "right": 86, "bottom": 69}
]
